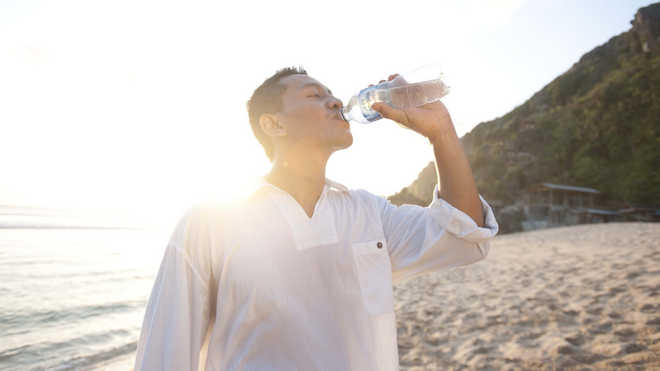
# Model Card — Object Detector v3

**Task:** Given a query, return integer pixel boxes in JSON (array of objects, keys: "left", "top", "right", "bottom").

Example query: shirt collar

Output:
[{"left": 324, "top": 178, "right": 349, "bottom": 192}]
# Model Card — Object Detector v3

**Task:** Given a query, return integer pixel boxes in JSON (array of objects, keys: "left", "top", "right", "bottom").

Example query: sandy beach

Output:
[
  {"left": 394, "top": 222, "right": 660, "bottom": 370},
  {"left": 103, "top": 222, "right": 659, "bottom": 370}
]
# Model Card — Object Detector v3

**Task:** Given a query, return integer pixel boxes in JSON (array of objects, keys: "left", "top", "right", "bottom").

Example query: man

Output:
[{"left": 134, "top": 66, "right": 498, "bottom": 370}]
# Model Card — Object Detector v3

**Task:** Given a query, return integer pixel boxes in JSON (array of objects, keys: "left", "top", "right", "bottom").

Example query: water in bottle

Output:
[{"left": 340, "top": 63, "right": 450, "bottom": 124}]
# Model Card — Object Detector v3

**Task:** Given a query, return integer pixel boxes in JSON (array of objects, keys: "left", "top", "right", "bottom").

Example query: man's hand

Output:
[
  {"left": 369, "top": 74, "right": 455, "bottom": 142},
  {"left": 368, "top": 73, "right": 485, "bottom": 227}
]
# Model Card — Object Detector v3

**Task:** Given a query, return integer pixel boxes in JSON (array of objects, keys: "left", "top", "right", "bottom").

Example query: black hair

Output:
[{"left": 246, "top": 66, "right": 308, "bottom": 162}]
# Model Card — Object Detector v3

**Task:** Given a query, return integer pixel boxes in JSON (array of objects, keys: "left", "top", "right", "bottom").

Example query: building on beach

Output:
[{"left": 520, "top": 183, "right": 659, "bottom": 230}]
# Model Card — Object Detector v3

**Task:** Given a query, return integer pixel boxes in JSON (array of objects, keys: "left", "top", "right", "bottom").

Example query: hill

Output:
[{"left": 388, "top": 3, "right": 660, "bottom": 232}]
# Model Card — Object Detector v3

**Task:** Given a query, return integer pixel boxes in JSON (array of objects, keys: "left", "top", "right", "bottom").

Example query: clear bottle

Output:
[{"left": 341, "top": 63, "right": 450, "bottom": 124}]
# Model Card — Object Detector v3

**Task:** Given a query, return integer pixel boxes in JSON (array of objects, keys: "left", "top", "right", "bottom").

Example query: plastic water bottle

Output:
[{"left": 340, "top": 63, "right": 450, "bottom": 124}]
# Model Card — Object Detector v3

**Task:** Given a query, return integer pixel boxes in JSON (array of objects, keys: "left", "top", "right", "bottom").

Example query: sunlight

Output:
[{"left": 0, "top": 0, "right": 536, "bottom": 217}]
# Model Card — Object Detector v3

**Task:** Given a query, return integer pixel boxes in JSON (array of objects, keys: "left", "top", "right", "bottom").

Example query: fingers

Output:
[
  {"left": 371, "top": 102, "right": 411, "bottom": 126},
  {"left": 368, "top": 73, "right": 400, "bottom": 88},
  {"left": 380, "top": 74, "right": 399, "bottom": 83}
]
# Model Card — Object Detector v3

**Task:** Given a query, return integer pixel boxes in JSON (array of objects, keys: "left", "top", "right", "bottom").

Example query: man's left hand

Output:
[{"left": 370, "top": 74, "right": 455, "bottom": 142}]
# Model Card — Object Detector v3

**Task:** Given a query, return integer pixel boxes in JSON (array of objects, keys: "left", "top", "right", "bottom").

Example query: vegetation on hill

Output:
[{"left": 389, "top": 3, "right": 660, "bottom": 213}]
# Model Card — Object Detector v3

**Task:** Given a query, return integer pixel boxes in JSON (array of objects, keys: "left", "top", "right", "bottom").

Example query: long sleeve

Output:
[
  {"left": 134, "top": 207, "right": 219, "bottom": 371},
  {"left": 365, "top": 185, "right": 498, "bottom": 285}
]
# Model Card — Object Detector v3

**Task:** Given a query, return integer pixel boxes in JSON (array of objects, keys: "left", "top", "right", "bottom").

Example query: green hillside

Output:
[{"left": 389, "top": 3, "right": 660, "bottom": 220}]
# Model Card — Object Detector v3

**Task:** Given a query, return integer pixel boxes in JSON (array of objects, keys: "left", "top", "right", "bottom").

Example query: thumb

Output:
[{"left": 372, "top": 102, "right": 410, "bottom": 126}]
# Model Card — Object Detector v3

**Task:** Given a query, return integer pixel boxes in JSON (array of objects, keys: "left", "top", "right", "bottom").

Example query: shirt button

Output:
[{"left": 377, "top": 242, "right": 383, "bottom": 249}]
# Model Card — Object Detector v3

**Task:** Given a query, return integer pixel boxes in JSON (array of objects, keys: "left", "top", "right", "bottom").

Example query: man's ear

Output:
[{"left": 259, "top": 113, "right": 287, "bottom": 138}]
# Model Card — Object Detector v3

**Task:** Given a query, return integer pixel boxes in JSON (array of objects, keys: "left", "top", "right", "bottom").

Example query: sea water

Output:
[{"left": 0, "top": 207, "right": 170, "bottom": 370}]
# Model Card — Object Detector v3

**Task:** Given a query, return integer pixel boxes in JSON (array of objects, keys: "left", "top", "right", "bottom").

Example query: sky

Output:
[{"left": 0, "top": 0, "right": 656, "bottom": 227}]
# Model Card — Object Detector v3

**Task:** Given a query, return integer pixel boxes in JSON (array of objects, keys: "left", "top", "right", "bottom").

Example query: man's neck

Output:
[{"left": 265, "top": 153, "right": 328, "bottom": 218}]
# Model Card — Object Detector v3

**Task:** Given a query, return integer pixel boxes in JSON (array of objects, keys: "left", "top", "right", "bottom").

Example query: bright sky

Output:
[{"left": 0, "top": 0, "right": 655, "bottom": 227}]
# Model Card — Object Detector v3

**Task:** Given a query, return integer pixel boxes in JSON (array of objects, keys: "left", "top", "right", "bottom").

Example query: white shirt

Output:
[{"left": 134, "top": 177, "right": 499, "bottom": 371}]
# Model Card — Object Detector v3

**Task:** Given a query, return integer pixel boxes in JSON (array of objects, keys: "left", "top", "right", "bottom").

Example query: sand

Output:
[
  {"left": 102, "top": 222, "right": 660, "bottom": 370},
  {"left": 394, "top": 222, "right": 660, "bottom": 370}
]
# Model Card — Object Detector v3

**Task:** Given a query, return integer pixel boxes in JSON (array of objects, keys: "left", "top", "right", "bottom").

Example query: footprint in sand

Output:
[
  {"left": 608, "top": 285, "right": 628, "bottom": 295},
  {"left": 608, "top": 311, "right": 622, "bottom": 319},
  {"left": 622, "top": 343, "right": 647, "bottom": 354},
  {"left": 519, "top": 331, "right": 545, "bottom": 343},
  {"left": 556, "top": 344, "right": 577, "bottom": 355},
  {"left": 614, "top": 328, "right": 636, "bottom": 341},
  {"left": 639, "top": 303, "right": 659, "bottom": 313},
  {"left": 424, "top": 333, "right": 449, "bottom": 346},
  {"left": 564, "top": 333, "right": 586, "bottom": 346},
  {"left": 571, "top": 351, "right": 605, "bottom": 364},
  {"left": 626, "top": 270, "right": 646, "bottom": 280},
  {"left": 587, "top": 321, "right": 613, "bottom": 335},
  {"left": 585, "top": 306, "right": 604, "bottom": 316},
  {"left": 462, "top": 312, "right": 480, "bottom": 321},
  {"left": 646, "top": 317, "right": 660, "bottom": 327}
]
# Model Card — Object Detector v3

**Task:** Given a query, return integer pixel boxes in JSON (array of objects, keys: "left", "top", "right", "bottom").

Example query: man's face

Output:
[{"left": 274, "top": 74, "right": 352, "bottom": 155}]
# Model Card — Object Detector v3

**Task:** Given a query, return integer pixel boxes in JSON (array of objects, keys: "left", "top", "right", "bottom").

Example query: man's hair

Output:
[{"left": 246, "top": 66, "right": 308, "bottom": 162}]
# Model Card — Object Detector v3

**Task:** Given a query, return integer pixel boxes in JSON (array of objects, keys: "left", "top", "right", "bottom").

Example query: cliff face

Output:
[
  {"left": 633, "top": 3, "right": 660, "bottom": 54},
  {"left": 388, "top": 3, "right": 660, "bottom": 232}
]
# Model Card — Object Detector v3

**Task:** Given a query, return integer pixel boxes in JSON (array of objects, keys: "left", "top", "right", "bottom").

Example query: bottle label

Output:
[{"left": 358, "top": 82, "right": 391, "bottom": 122}]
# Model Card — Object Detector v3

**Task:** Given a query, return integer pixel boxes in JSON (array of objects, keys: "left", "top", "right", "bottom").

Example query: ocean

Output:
[{"left": 0, "top": 206, "right": 172, "bottom": 370}]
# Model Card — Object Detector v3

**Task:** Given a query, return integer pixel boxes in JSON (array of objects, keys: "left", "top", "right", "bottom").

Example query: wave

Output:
[
  {"left": 13, "top": 273, "right": 153, "bottom": 283},
  {"left": 1, "top": 266, "right": 149, "bottom": 279},
  {"left": 0, "top": 344, "right": 30, "bottom": 362},
  {"left": 0, "top": 329, "right": 136, "bottom": 370},
  {"left": 0, "top": 205, "right": 147, "bottom": 230},
  {"left": 0, "top": 300, "right": 145, "bottom": 333},
  {"left": 54, "top": 342, "right": 137, "bottom": 371},
  {"left": 0, "top": 223, "right": 142, "bottom": 230}
]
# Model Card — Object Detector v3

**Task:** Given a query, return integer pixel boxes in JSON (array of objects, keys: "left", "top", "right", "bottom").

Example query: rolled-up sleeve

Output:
[
  {"left": 370, "top": 185, "right": 498, "bottom": 285},
  {"left": 134, "top": 207, "right": 219, "bottom": 371}
]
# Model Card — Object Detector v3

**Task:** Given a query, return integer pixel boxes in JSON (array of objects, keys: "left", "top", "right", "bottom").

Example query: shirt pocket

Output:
[{"left": 351, "top": 238, "right": 394, "bottom": 316}]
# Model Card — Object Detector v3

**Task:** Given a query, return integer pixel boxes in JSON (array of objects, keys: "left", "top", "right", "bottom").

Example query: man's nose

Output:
[{"left": 326, "top": 96, "right": 343, "bottom": 110}]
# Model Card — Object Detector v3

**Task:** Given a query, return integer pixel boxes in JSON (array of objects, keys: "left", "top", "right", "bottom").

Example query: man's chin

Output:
[
  {"left": 329, "top": 135, "right": 353, "bottom": 152},
  {"left": 340, "top": 133, "right": 353, "bottom": 149}
]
